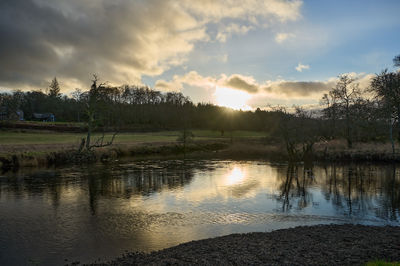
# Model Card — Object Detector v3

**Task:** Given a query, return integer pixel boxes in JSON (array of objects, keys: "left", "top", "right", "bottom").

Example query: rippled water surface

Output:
[{"left": 1, "top": 159, "right": 400, "bottom": 265}]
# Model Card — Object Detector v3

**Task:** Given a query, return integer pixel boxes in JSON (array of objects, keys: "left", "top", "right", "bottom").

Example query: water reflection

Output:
[
  {"left": 272, "top": 163, "right": 400, "bottom": 221},
  {"left": 225, "top": 166, "right": 246, "bottom": 186},
  {"left": 85, "top": 162, "right": 196, "bottom": 214},
  {"left": 1, "top": 160, "right": 400, "bottom": 265},
  {"left": 275, "top": 164, "right": 315, "bottom": 212}
]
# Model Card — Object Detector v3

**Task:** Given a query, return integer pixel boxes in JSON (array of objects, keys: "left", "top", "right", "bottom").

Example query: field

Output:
[{"left": 0, "top": 129, "right": 267, "bottom": 154}]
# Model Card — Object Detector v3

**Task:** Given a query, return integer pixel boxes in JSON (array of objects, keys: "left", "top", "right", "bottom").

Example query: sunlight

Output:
[
  {"left": 214, "top": 87, "right": 252, "bottom": 110},
  {"left": 225, "top": 166, "right": 246, "bottom": 186}
]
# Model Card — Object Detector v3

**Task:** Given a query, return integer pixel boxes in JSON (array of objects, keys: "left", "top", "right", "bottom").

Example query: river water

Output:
[{"left": 1, "top": 159, "right": 399, "bottom": 265}]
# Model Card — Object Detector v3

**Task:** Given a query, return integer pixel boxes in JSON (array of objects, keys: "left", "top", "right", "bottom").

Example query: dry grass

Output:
[{"left": 0, "top": 130, "right": 266, "bottom": 154}]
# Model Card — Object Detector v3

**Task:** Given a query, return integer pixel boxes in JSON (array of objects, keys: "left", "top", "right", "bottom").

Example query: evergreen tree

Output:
[{"left": 48, "top": 77, "right": 61, "bottom": 98}]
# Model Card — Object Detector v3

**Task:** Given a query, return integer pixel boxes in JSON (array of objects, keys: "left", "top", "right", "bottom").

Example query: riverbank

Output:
[
  {"left": 0, "top": 140, "right": 231, "bottom": 170},
  {"left": 2, "top": 128, "right": 400, "bottom": 170},
  {"left": 86, "top": 224, "right": 399, "bottom": 266}
]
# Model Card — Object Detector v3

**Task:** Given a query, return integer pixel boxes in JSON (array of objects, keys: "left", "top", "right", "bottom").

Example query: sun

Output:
[{"left": 214, "top": 87, "right": 252, "bottom": 110}]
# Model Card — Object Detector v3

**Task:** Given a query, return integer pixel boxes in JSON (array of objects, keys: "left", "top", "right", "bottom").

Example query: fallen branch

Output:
[{"left": 89, "top": 131, "right": 118, "bottom": 149}]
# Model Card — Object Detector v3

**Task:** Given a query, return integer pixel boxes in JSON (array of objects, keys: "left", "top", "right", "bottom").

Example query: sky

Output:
[{"left": 0, "top": 0, "right": 399, "bottom": 110}]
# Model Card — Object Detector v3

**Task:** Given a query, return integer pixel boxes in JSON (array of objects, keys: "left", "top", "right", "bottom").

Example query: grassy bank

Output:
[
  {"left": 0, "top": 129, "right": 265, "bottom": 145},
  {"left": 0, "top": 129, "right": 268, "bottom": 170},
  {"left": 313, "top": 140, "right": 400, "bottom": 162},
  {"left": 2, "top": 128, "right": 400, "bottom": 170},
  {"left": 0, "top": 141, "right": 235, "bottom": 170}
]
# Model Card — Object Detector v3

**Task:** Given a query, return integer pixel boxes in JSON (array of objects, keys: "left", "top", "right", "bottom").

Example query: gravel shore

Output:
[{"left": 91, "top": 224, "right": 400, "bottom": 265}]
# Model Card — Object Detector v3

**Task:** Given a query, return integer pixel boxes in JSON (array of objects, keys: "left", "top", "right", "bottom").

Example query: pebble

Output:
[{"left": 88, "top": 224, "right": 400, "bottom": 266}]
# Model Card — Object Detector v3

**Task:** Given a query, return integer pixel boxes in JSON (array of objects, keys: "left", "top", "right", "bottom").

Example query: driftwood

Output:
[
  {"left": 89, "top": 131, "right": 118, "bottom": 150},
  {"left": 78, "top": 131, "right": 118, "bottom": 152}
]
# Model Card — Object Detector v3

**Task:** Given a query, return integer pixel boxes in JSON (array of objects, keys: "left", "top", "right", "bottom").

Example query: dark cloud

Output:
[
  {"left": 0, "top": 0, "right": 302, "bottom": 92},
  {"left": 264, "top": 81, "right": 334, "bottom": 96},
  {"left": 224, "top": 75, "right": 259, "bottom": 93},
  {"left": 0, "top": 0, "right": 208, "bottom": 90}
]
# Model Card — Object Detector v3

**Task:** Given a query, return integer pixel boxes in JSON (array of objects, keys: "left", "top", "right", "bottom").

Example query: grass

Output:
[
  {"left": 0, "top": 131, "right": 85, "bottom": 144},
  {"left": 0, "top": 131, "right": 180, "bottom": 145},
  {"left": 0, "top": 130, "right": 266, "bottom": 145},
  {"left": 3, "top": 128, "right": 400, "bottom": 169},
  {"left": 2, "top": 120, "right": 85, "bottom": 126},
  {"left": 191, "top": 130, "right": 267, "bottom": 139}
]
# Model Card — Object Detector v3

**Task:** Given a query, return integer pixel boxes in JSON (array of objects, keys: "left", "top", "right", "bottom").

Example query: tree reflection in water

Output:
[
  {"left": 3, "top": 160, "right": 400, "bottom": 266},
  {"left": 276, "top": 164, "right": 315, "bottom": 212},
  {"left": 86, "top": 161, "right": 196, "bottom": 214},
  {"left": 1, "top": 160, "right": 400, "bottom": 221},
  {"left": 275, "top": 162, "right": 400, "bottom": 221}
]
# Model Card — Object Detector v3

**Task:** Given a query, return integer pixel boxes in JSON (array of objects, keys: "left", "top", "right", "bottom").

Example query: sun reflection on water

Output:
[{"left": 225, "top": 166, "right": 246, "bottom": 186}]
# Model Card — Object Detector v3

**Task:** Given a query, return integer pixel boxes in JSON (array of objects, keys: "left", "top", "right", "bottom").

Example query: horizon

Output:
[{"left": 0, "top": 0, "right": 399, "bottom": 110}]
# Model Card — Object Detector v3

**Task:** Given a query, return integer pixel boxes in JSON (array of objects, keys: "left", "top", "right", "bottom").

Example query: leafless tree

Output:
[
  {"left": 79, "top": 75, "right": 119, "bottom": 152},
  {"left": 331, "top": 74, "right": 361, "bottom": 149},
  {"left": 370, "top": 69, "right": 400, "bottom": 154},
  {"left": 276, "top": 106, "right": 321, "bottom": 162}
]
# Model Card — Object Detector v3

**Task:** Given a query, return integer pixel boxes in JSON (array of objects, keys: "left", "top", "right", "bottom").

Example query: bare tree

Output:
[
  {"left": 79, "top": 75, "right": 119, "bottom": 152},
  {"left": 370, "top": 69, "right": 400, "bottom": 154},
  {"left": 277, "top": 106, "right": 321, "bottom": 162},
  {"left": 320, "top": 91, "right": 338, "bottom": 139},
  {"left": 331, "top": 75, "right": 361, "bottom": 149}
]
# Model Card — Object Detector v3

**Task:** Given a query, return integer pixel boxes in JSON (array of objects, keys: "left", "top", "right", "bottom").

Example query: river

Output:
[{"left": 1, "top": 159, "right": 399, "bottom": 265}]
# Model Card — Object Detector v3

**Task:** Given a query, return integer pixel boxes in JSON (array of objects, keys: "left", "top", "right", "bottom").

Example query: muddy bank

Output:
[{"left": 88, "top": 224, "right": 399, "bottom": 266}]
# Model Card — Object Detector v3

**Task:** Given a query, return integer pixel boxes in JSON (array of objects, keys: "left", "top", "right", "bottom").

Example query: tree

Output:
[
  {"left": 71, "top": 88, "right": 84, "bottom": 122},
  {"left": 394, "top": 54, "right": 400, "bottom": 68},
  {"left": 370, "top": 69, "right": 400, "bottom": 154},
  {"left": 79, "top": 75, "right": 118, "bottom": 152},
  {"left": 276, "top": 106, "right": 321, "bottom": 162},
  {"left": 320, "top": 91, "right": 339, "bottom": 139},
  {"left": 48, "top": 77, "right": 61, "bottom": 98},
  {"left": 330, "top": 74, "right": 361, "bottom": 149}
]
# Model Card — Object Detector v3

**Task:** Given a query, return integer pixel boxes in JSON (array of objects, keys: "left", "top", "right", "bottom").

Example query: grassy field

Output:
[{"left": 0, "top": 129, "right": 266, "bottom": 145}]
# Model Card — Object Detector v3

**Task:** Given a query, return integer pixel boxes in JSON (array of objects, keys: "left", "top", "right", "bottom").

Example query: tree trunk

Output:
[
  {"left": 346, "top": 116, "right": 352, "bottom": 148},
  {"left": 397, "top": 105, "right": 400, "bottom": 143},
  {"left": 389, "top": 117, "right": 395, "bottom": 155},
  {"left": 86, "top": 126, "right": 91, "bottom": 150},
  {"left": 86, "top": 113, "right": 93, "bottom": 150},
  {"left": 345, "top": 103, "right": 352, "bottom": 149}
]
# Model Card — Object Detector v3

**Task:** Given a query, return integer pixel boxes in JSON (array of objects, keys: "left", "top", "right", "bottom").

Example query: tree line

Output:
[
  {"left": 279, "top": 55, "right": 400, "bottom": 160},
  {"left": 0, "top": 76, "right": 282, "bottom": 133},
  {"left": 0, "top": 55, "right": 399, "bottom": 155}
]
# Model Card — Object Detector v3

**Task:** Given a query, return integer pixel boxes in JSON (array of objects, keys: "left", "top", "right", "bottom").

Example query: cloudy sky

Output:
[{"left": 1, "top": 0, "right": 399, "bottom": 109}]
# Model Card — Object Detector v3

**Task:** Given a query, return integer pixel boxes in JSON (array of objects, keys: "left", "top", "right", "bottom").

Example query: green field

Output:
[{"left": 0, "top": 130, "right": 266, "bottom": 145}]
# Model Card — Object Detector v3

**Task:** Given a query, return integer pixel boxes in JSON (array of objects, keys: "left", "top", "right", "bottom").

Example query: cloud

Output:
[
  {"left": 275, "top": 32, "right": 295, "bottom": 43},
  {"left": 154, "top": 71, "right": 375, "bottom": 109},
  {"left": 155, "top": 71, "right": 217, "bottom": 92},
  {"left": 264, "top": 80, "right": 334, "bottom": 96},
  {"left": 182, "top": 0, "right": 302, "bottom": 22},
  {"left": 155, "top": 72, "right": 260, "bottom": 94},
  {"left": 295, "top": 63, "right": 310, "bottom": 72},
  {"left": 216, "top": 23, "right": 254, "bottom": 43},
  {"left": 0, "top": 0, "right": 210, "bottom": 91},
  {"left": 223, "top": 74, "right": 259, "bottom": 93},
  {"left": 341, "top": 72, "right": 374, "bottom": 90},
  {"left": 219, "top": 54, "right": 229, "bottom": 63},
  {"left": 0, "top": 0, "right": 303, "bottom": 92},
  {"left": 263, "top": 72, "right": 374, "bottom": 97}
]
